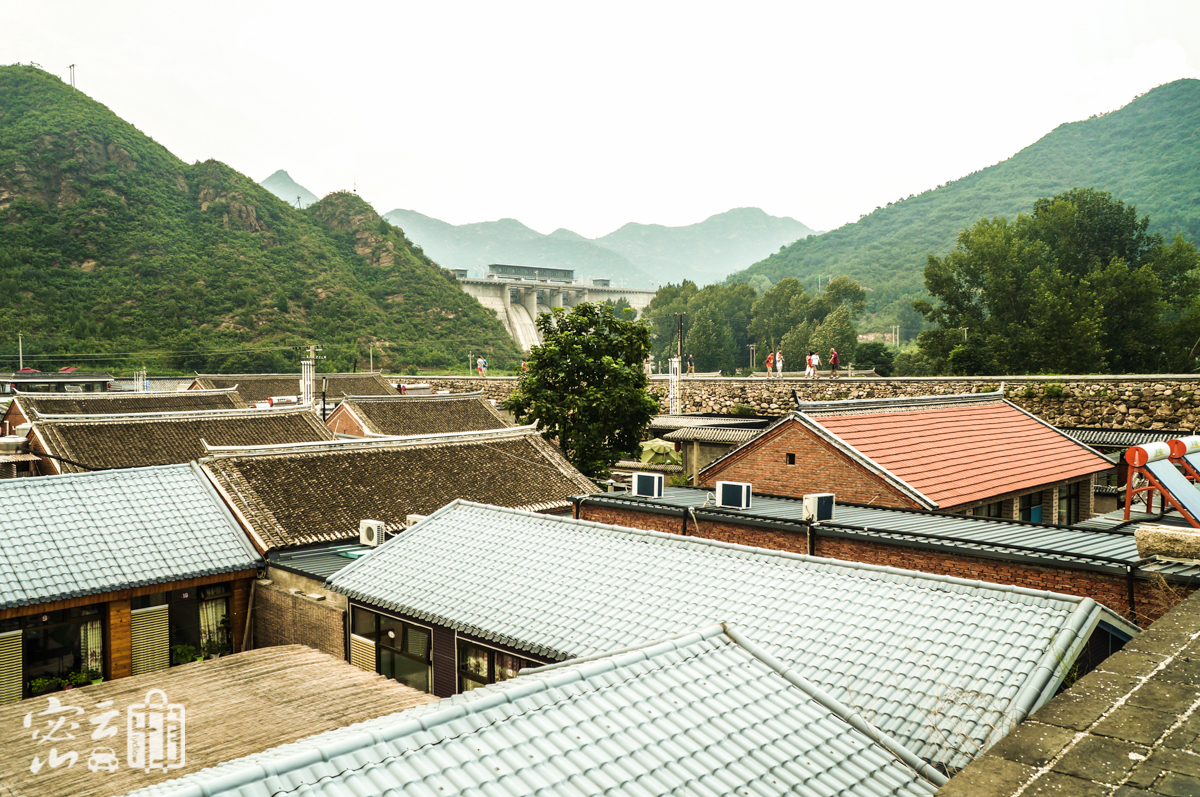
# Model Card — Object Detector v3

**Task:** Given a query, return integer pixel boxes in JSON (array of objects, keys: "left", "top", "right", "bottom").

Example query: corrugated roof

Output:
[
  {"left": 15, "top": 387, "right": 244, "bottom": 416},
  {"left": 194, "top": 372, "right": 398, "bottom": 404},
  {"left": 0, "top": 646, "right": 435, "bottom": 797},
  {"left": 201, "top": 427, "right": 598, "bottom": 550},
  {"left": 328, "top": 500, "right": 1130, "bottom": 770},
  {"left": 814, "top": 400, "right": 1111, "bottom": 507},
  {"left": 31, "top": 406, "right": 334, "bottom": 473},
  {"left": 662, "top": 426, "right": 762, "bottom": 443},
  {"left": 339, "top": 391, "right": 509, "bottom": 436},
  {"left": 121, "top": 626, "right": 943, "bottom": 797},
  {"left": 0, "top": 463, "right": 261, "bottom": 609},
  {"left": 269, "top": 541, "right": 372, "bottom": 579}
]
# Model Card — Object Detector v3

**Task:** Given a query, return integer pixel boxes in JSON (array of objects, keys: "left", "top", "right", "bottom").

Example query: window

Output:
[
  {"left": 458, "top": 641, "right": 531, "bottom": 692},
  {"left": 21, "top": 605, "right": 103, "bottom": 693},
  {"left": 785, "top": 453, "right": 796, "bottom": 466},
  {"left": 1019, "top": 492, "right": 1044, "bottom": 523},
  {"left": 351, "top": 607, "right": 432, "bottom": 693},
  {"left": 972, "top": 501, "right": 1003, "bottom": 518},
  {"left": 1058, "top": 482, "right": 1080, "bottom": 525}
]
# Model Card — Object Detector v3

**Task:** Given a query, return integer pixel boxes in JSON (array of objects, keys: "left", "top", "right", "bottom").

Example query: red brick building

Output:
[{"left": 700, "top": 391, "right": 1112, "bottom": 523}]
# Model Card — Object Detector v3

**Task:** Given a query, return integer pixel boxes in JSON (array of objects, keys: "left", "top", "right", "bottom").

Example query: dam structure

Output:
[{"left": 455, "top": 264, "right": 657, "bottom": 351}]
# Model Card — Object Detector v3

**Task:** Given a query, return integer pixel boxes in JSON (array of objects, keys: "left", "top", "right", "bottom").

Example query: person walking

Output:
[
  {"left": 765, "top": 350, "right": 774, "bottom": 377},
  {"left": 804, "top": 351, "right": 813, "bottom": 378},
  {"left": 829, "top": 347, "right": 840, "bottom": 378},
  {"left": 775, "top": 349, "right": 784, "bottom": 377},
  {"left": 686, "top": 353, "right": 695, "bottom": 376},
  {"left": 810, "top": 350, "right": 820, "bottom": 379}
]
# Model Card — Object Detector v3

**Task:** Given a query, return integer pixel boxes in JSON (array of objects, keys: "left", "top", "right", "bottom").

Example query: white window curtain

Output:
[
  {"left": 80, "top": 619, "right": 103, "bottom": 672},
  {"left": 199, "top": 599, "right": 227, "bottom": 652}
]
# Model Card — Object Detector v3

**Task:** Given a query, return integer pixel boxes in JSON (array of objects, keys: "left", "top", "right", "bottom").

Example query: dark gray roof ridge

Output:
[
  {"left": 340, "top": 390, "right": 485, "bottom": 401},
  {"left": 795, "top": 387, "right": 1005, "bottom": 416},
  {"left": 195, "top": 371, "right": 386, "bottom": 378},
  {"left": 201, "top": 423, "right": 541, "bottom": 460},
  {"left": 14, "top": 386, "right": 240, "bottom": 399},
  {"left": 30, "top": 404, "right": 317, "bottom": 423}
]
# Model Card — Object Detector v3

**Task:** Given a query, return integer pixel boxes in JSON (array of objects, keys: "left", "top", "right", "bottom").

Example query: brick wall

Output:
[
  {"left": 577, "top": 505, "right": 1196, "bottom": 626},
  {"left": 325, "top": 404, "right": 367, "bottom": 437},
  {"left": 699, "top": 421, "right": 923, "bottom": 509},
  {"left": 253, "top": 581, "right": 345, "bottom": 659}
]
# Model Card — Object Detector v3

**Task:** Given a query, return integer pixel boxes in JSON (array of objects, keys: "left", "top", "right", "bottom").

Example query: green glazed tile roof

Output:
[
  {"left": 122, "top": 626, "right": 943, "bottom": 797},
  {"left": 0, "top": 463, "right": 262, "bottom": 608},
  {"left": 329, "top": 501, "right": 1132, "bottom": 771}
]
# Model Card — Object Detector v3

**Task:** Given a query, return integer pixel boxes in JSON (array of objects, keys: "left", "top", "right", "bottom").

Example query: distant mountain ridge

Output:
[
  {"left": 0, "top": 66, "right": 520, "bottom": 372},
  {"left": 731, "top": 79, "right": 1200, "bottom": 325},
  {"left": 376, "top": 206, "right": 820, "bottom": 288},
  {"left": 260, "top": 169, "right": 318, "bottom": 208}
]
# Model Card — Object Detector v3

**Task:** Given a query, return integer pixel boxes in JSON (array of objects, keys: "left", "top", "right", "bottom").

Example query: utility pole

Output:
[
  {"left": 369, "top": 343, "right": 373, "bottom": 372},
  {"left": 674, "top": 312, "right": 686, "bottom": 366},
  {"left": 961, "top": 327, "right": 968, "bottom": 341},
  {"left": 18, "top": 333, "right": 22, "bottom": 370},
  {"left": 748, "top": 343, "right": 756, "bottom": 372},
  {"left": 321, "top": 377, "right": 328, "bottom": 423},
  {"left": 68, "top": 64, "right": 75, "bottom": 88}
]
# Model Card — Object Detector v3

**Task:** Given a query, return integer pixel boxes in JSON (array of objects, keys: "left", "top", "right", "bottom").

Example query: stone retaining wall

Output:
[{"left": 415, "top": 375, "right": 1200, "bottom": 431}]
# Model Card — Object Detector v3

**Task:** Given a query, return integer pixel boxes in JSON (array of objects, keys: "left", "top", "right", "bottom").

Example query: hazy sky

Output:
[{"left": 4, "top": 1, "right": 1200, "bottom": 238}]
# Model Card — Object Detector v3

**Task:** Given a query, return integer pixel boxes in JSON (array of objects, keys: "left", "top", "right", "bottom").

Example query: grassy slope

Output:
[
  {"left": 731, "top": 79, "right": 1200, "bottom": 320},
  {"left": 0, "top": 66, "right": 520, "bottom": 371}
]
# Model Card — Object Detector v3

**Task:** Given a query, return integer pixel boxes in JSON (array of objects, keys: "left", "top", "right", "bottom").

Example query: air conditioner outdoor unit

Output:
[
  {"left": 716, "top": 481, "right": 752, "bottom": 509},
  {"left": 359, "top": 519, "right": 385, "bottom": 547},
  {"left": 632, "top": 472, "right": 664, "bottom": 498},
  {"left": 803, "top": 493, "right": 835, "bottom": 522}
]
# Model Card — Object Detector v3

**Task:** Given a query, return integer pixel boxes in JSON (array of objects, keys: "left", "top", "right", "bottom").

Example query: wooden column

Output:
[
  {"left": 106, "top": 599, "right": 132, "bottom": 680},
  {"left": 230, "top": 579, "right": 251, "bottom": 653}
]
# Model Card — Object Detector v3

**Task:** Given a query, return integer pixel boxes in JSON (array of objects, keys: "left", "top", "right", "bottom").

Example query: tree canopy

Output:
[
  {"left": 913, "top": 188, "right": 1200, "bottom": 374},
  {"left": 502, "top": 302, "right": 658, "bottom": 478}
]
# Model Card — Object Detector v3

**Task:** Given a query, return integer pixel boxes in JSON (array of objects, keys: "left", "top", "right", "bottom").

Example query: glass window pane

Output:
[
  {"left": 381, "top": 648, "right": 430, "bottom": 693},
  {"left": 405, "top": 626, "right": 430, "bottom": 659},
  {"left": 494, "top": 653, "right": 523, "bottom": 683},
  {"left": 351, "top": 607, "right": 377, "bottom": 639},
  {"left": 132, "top": 593, "right": 167, "bottom": 610},
  {"left": 379, "top": 616, "right": 404, "bottom": 647},
  {"left": 459, "top": 643, "right": 488, "bottom": 678}
]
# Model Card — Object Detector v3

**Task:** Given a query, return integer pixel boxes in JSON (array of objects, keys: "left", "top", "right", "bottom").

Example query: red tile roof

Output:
[{"left": 815, "top": 401, "right": 1111, "bottom": 508}]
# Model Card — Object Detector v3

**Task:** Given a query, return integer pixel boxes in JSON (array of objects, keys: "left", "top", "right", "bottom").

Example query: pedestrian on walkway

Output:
[
  {"left": 775, "top": 349, "right": 784, "bottom": 377},
  {"left": 829, "top": 348, "right": 840, "bottom": 378},
  {"left": 686, "top": 353, "right": 695, "bottom": 376},
  {"left": 765, "top": 351, "right": 774, "bottom": 377},
  {"left": 810, "top": 350, "right": 820, "bottom": 379}
]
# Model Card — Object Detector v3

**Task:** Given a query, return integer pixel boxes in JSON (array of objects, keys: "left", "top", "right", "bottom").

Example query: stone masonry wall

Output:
[
  {"left": 253, "top": 580, "right": 345, "bottom": 659},
  {"left": 419, "top": 375, "right": 1200, "bottom": 430}
]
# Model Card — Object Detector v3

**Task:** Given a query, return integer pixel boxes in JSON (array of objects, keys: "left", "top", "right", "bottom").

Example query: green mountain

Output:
[
  {"left": 382, "top": 207, "right": 818, "bottom": 288},
  {"left": 732, "top": 79, "right": 1200, "bottom": 325},
  {"left": 0, "top": 66, "right": 521, "bottom": 373},
  {"left": 382, "top": 208, "right": 655, "bottom": 286},
  {"left": 261, "top": 169, "right": 318, "bottom": 209},
  {"left": 595, "top": 207, "right": 819, "bottom": 286}
]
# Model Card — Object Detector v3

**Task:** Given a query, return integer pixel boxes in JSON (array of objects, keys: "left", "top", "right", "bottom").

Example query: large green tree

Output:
[
  {"left": 685, "top": 303, "right": 735, "bottom": 372},
  {"left": 915, "top": 188, "right": 1199, "bottom": 374},
  {"left": 503, "top": 302, "right": 657, "bottom": 478}
]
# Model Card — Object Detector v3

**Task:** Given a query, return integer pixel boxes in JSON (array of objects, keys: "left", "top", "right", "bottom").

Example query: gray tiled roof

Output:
[
  {"left": 201, "top": 427, "right": 598, "bottom": 550},
  {"left": 328, "top": 501, "right": 1133, "bottom": 771},
  {"left": 0, "top": 463, "right": 261, "bottom": 609},
  {"left": 661, "top": 426, "right": 761, "bottom": 443},
  {"left": 194, "top": 372, "right": 398, "bottom": 404},
  {"left": 1057, "top": 426, "right": 1191, "bottom": 449},
  {"left": 32, "top": 406, "right": 335, "bottom": 473},
  {"left": 338, "top": 391, "right": 509, "bottom": 436},
  {"left": 16, "top": 387, "right": 244, "bottom": 416},
  {"left": 121, "top": 626, "right": 944, "bottom": 797}
]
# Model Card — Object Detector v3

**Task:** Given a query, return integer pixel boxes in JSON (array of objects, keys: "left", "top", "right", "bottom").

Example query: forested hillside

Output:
[
  {"left": 0, "top": 66, "right": 520, "bottom": 373},
  {"left": 730, "top": 79, "right": 1200, "bottom": 329}
]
